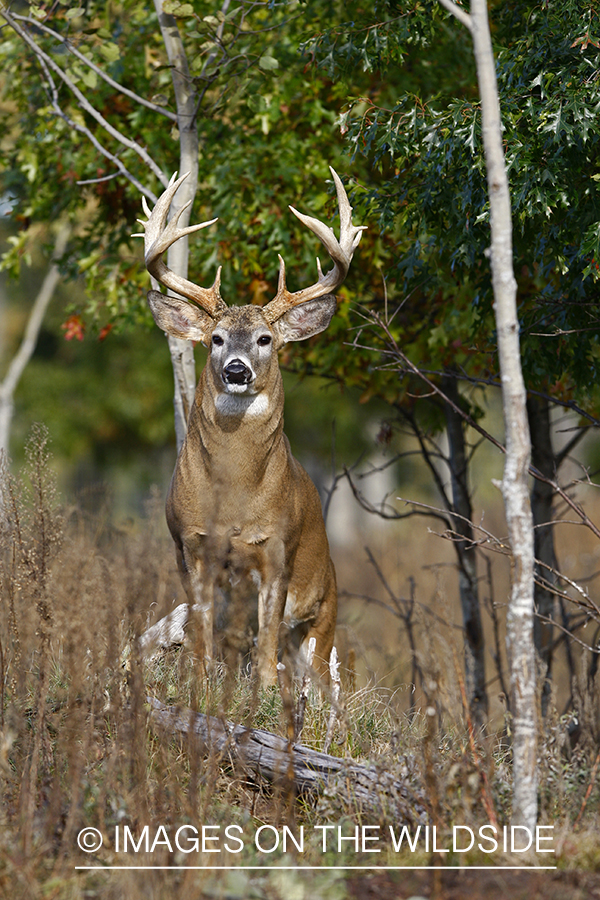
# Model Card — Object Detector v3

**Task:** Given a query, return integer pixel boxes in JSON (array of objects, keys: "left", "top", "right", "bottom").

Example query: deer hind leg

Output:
[{"left": 298, "top": 565, "right": 337, "bottom": 682}]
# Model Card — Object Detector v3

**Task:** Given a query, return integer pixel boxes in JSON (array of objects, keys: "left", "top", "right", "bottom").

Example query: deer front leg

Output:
[
  {"left": 257, "top": 576, "right": 287, "bottom": 687},
  {"left": 177, "top": 534, "right": 215, "bottom": 673},
  {"left": 255, "top": 537, "right": 287, "bottom": 687}
]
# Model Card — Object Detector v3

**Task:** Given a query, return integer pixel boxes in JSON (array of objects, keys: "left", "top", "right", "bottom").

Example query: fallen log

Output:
[
  {"left": 138, "top": 603, "right": 198, "bottom": 658},
  {"left": 147, "top": 696, "right": 426, "bottom": 824}
]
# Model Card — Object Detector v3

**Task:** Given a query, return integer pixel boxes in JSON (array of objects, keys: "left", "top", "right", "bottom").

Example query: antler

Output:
[
  {"left": 134, "top": 171, "right": 226, "bottom": 318},
  {"left": 262, "top": 167, "right": 367, "bottom": 324}
]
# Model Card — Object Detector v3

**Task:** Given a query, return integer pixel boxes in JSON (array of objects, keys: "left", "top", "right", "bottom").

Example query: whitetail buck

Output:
[{"left": 136, "top": 169, "right": 364, "bottom": 686}]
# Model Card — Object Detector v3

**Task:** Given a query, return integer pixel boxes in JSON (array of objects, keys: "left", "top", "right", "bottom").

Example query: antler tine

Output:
[
  {"left": 134, "top": 171, "right": 226, "bottom": 318},
  {"left": 263, "top": 167, "right": 366, "bottom": 324}
]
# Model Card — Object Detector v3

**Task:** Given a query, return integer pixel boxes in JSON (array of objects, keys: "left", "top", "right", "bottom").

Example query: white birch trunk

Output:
[
  {"left": 154, "top": 0, "right": 200, "bottom": 450},
  {"left": 0, "top": 223, "right": 70, "bottom": 459},
  {"left": 470, "top": 0, "right": 536, "bottom": 830},
  {"left": 439, "top": 0, "right": 537, "bottom": 828}
]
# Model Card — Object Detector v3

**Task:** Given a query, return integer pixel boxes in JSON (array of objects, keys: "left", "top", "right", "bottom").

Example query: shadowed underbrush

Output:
[{"left": 1, "top": 428, "right": 600, "bottom": 899}]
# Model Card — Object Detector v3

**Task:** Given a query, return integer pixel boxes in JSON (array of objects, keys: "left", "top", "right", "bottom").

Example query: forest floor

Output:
[{"left": 344, "top": 867, "right": 600, "bottom": 900}]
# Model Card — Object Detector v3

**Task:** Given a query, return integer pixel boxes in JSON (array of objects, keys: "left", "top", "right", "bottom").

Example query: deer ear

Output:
[
  {"left": 148, "top": 290, "right": 214, "bottom": 345},
  {"left": 272, "top": 295, "right": 337, "bottom": 346}
]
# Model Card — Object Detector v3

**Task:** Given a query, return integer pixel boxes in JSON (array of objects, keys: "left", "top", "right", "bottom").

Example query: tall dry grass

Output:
[{"left": 1, "top": 427, "right": 600, "bottom": 899}]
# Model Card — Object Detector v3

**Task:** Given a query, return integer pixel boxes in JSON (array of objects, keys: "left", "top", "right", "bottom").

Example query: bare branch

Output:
[
  {"left": 437, "top": 0, "right": 473, "bottom": 32},
  {"left": 341, "top": 585, "right": 462, "bottom": 634},
  {"left": 76, "top": 171, "right": 121, "bottom": 187},
  {"left": 531, "top": 326, "right": 600, "bottom": 337},
  {"left": 400, "top": 406, "right": 452, "bottom": 513},
  {"left": 364, "top": 546, "right": 400, "bottom": 608},
  {"left": 1, "top": 5, "right": 168, "bottom": 190},
  {"left": 359, "top": 311, "right": 600, "bottom": 541},
  {"left": 536, "top": 469, "right": 600, "bottom": 542},
  {"left": 11, "top": 13, "right": 178, "bottom": 123},
  {"left": 400, "top": 492, "right": 600, "bottom": 625},
  {"left": 35, "top": 52, "right": 158, "bottom": 203},
  {"left": 536, "top": 612, "right": 600, "bottom": 655},
  {"left": 343, "top": 465, "right": 451, "bottom": 526},
  {"left": 367, "top": 310, "right": 506, "bottom": 454},
  {"left": 349, "top": 330, "right": 600, "bottom": 428},
  {"left": 534, "top": 558, "right": 600, "bottom": 619},
  {"left": 401, "top": 499, "right": 510, "bottom": 556}
]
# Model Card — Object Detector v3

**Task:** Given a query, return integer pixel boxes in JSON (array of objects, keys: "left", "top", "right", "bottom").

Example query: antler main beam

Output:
[
  {"left": 133, "top": 171, "right": 226, "bottom": 318},
  {"left": 136, "top": 168, "right": 364, "bottom": 324},
  {"left": 262, "top": 167, "right": 367, "bottom": 324}
]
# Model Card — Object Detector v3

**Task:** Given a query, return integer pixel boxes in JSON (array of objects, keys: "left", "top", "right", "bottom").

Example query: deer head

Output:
[{"left": 134, "top": 169, "right": 366, "bottom": 380}]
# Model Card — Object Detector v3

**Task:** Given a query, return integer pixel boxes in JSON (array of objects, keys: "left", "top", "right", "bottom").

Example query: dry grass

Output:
[{"left": 1, "top": 427, "right": 600, "bottom": 899}]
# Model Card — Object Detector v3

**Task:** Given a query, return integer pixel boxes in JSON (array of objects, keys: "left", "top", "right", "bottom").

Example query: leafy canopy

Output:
[{"left": 304, "top": 0, "right": 600, "bottom": 415}]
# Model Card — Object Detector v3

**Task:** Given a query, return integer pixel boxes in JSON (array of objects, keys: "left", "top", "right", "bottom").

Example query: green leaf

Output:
[
  {"left": 65, "top": 7, "right": 85, "bottom": 19},
  {"left": 81, "top": 68, "right": 98, "bottom": 89},
  {"left": 99, "top": 43, "right": 120, "bottom": 63},
  {"left": 224, "top": 6, "right": 242, "bottom": 21},
  {"left": 164, "top": 0, "right": 195, "bottom": 15},
  {"left": 259, "top": 54, "right": 279, "bottom": 71}
]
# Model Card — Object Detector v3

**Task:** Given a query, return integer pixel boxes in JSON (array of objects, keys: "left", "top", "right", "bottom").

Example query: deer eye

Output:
[
  {"left": 257, "top": 335, "right": 272, "bottom": 346},
  {"left": 212, "top": 334, "right": 224, "bottom": 346}
]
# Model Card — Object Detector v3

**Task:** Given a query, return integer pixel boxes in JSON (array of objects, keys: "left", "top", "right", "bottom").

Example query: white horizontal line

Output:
[{"left": 75, "top": 865, "right": 558, "bottom": 871}]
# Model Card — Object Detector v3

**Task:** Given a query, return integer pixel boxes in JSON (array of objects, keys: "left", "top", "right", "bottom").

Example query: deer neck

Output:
[{"left": 185, "top": 366, "right": 286, "bottom": 487}]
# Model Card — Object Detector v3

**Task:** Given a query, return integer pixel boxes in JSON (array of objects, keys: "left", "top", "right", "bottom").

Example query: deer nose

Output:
[{"left": 223, "top": 359, "right": 253, "bottom": 385}]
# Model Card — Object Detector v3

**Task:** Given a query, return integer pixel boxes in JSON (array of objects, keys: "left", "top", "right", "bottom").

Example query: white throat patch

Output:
[{"left": 215, "top": 392, "right": 269, "bottom": 417}]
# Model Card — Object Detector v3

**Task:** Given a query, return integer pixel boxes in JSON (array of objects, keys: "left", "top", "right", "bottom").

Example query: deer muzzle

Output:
[{"left": 223, "top": 358, "right": 253, "bottom": 386}]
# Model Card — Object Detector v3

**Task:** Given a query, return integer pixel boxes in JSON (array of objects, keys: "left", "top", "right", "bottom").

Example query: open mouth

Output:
[{"left": 224, "top": 381, "right": 253, "bottom": 394}]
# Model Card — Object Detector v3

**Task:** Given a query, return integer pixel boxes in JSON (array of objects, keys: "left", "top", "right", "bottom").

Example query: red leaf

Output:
[
  {"left": 98, "top": 323, "right": 113, "bottom": 341},
  {"left": 61, "top": 314, "right": 85, "bottom": 341}
]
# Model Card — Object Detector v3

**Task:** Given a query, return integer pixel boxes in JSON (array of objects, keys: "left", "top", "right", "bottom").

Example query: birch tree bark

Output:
[
  {"left": 438, "top": 0, "right": 537, "bottom": 828},
  {"left": 154, "top": 0, "right": 200, "bottom": 449},
  {"left": 0, "top": 223, "right": 71, "bottom": 459}
]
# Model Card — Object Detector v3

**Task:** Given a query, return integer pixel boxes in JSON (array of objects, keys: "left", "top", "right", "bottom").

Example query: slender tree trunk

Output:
[
  {"left": 527, "top": 394, "right": 557, "bottom": 716},
  {"left": 440, "top": 0, "right": 537, "bottom": 827},
  {"left": 443, "top": 374, "right": 488, "bottom": 727},
  {"left": 469, "top": 0, "right": 537, "bottom": 829},
  {"left": 154, "top": 0, "right": 200, "bottom": 450},
  {"left": 0, "top": 223, "right": 70, "bottom": 459}
]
